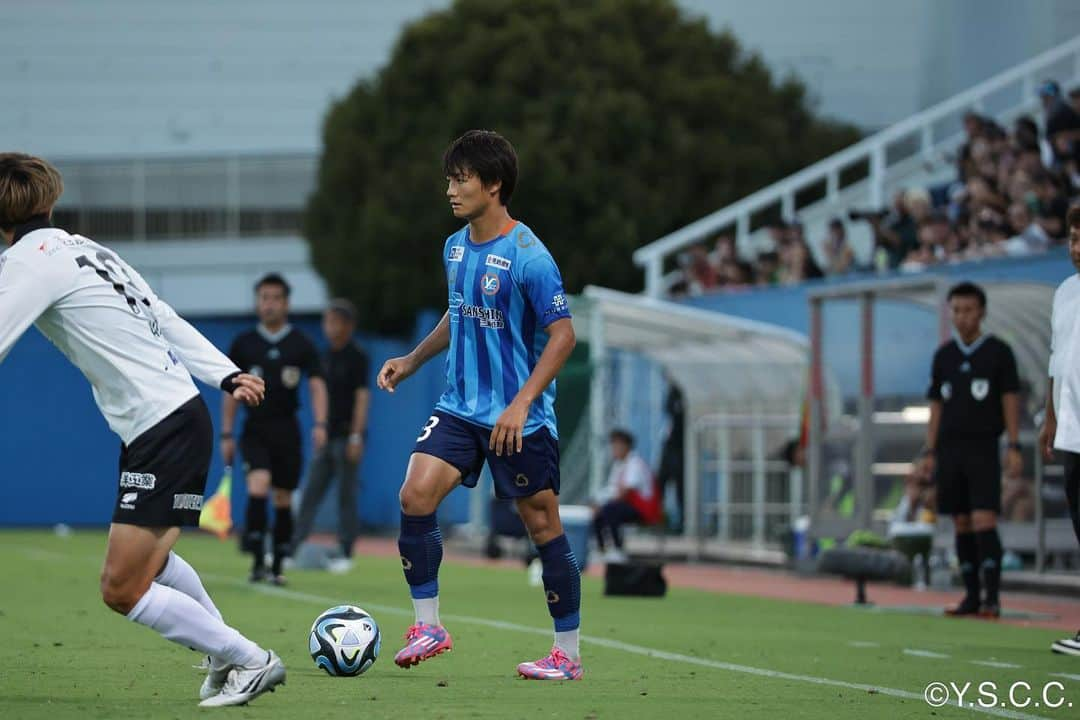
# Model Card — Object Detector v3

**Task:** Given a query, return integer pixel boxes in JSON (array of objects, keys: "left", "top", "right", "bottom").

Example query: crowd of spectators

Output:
[{"left": 670, "top": 80, "right": 1080, "bottom": 298}]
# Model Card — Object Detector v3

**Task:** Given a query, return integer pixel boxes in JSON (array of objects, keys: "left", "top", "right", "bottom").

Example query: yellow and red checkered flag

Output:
[{"left": 199, "top": 467, "right": 233, "bottom": 540}]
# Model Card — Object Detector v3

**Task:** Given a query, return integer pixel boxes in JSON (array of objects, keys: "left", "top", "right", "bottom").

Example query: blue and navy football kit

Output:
[{"left": 413, "top": 220, "right": 571, "bottom": 498}]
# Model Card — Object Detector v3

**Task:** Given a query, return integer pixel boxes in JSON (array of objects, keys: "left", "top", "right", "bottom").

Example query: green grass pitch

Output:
[{"left": 0, "top": 530, "right": 1075, "bottom": 719}]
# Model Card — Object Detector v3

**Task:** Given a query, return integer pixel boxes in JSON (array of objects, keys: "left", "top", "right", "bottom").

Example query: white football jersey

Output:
[{"left": 0, "top": 225, "right": 239, "bottom": 444}]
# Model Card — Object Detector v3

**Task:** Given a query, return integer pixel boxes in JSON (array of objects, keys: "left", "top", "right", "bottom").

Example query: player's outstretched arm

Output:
[
  {"left": 377, "top": 311, "right": 450, "bottom": 393},
  {"left": 0, "top": 255, "right": 60, "bottom": 364},
  {"left": 490, "top": 317, "right": 576, "bottom": 457}
]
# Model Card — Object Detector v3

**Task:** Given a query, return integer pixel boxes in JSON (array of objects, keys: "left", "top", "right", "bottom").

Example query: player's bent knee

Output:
[
  {"left": 399, "top": 484, "right": 437, "bottom": 516},
  {"left": 99, "top": 572, "right": 146, "bottom": 615}
]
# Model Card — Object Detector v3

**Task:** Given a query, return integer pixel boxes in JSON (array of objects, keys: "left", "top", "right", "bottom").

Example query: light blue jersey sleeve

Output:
[{"left": 520, "top": 254, "right": 571, "bottom": 328}]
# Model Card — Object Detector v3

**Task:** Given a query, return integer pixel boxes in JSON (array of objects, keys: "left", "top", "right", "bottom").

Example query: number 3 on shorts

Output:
[{"left": 417, "top": 416, "right": 440, "bottom": 442}]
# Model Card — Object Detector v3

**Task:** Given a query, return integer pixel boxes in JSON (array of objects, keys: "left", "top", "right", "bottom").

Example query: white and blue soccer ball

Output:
[{"left": 309, "top": 605, "right": 380, "bottom": 676}]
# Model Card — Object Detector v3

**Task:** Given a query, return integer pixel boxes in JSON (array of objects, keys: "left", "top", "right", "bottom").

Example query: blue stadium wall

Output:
[
  {"left": 0, "top": 310, "right": 472, "bottom": 529},
  {"left": 679, "top": 251, "right": 1073, "bottom": 400}
]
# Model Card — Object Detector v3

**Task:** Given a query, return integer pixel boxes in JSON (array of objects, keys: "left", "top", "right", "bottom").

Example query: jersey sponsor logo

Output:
[
  {"left": 546, "top": 590, "right": 560, "bottom": 604},
  {"left": 249, "top": 365, "right": 264, "bottom": 378},
  {"left": 480, "top": 273, "right": 501, "bottom": 296},
  {"left": 545, "top": 293, "right": 569, "bottom": 318},
  {"left": 941, "top": 381, "right": 952, "bottom": 401},
  {"left": 485, "top": 254, "right": 512, "bottom": 270},
  {"left": 120, "top": 492, "right": 138, "bottom": 510},
  {"left": 268, "top": 347, "right": 281, "bottom": 360},
  {"left": 449, "top": 291, "right": 464, "bottom": 310},
  {"left": 282, "top": 365, "right": 301, "bottom": 389},
  {"left": 172, "top": 493, "right": 203, "bottom": 510},
  {"left": 448, "top": 246, "right": 465, "bottom": 262},
  {"left": 514, "top": 473, "right": 530, "bottom": 487},
  {"left": 460, "top": 304, "right": 505, "bottom": 329},
  {"left": 960, "top": 361, "right": 971, "bottom": 373},
  {"left": 400, "top": 556, "right": 413, "bottom": 571},
  {"left": 971, "top": 378, "right": 989, "bottom": 401},
  {"left": 120, "top": 471, "right": 156, "bottom": 490}
]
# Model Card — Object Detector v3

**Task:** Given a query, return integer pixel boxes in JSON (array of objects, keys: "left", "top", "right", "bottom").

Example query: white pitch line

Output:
[
  {"left": 848, "top": 641, "right": 880, "bottom": 648},
  {"left": 202, "top": 574, "right": 1047, "bottom": 720},
  {"left": 971, "top": 660, "right": 1022, "bottom": 669},
  {"left": 1050, "top": 672, "right": 1080, "bottom": 682},
  {"left": 903, "top": 648, "right": 951, "bottom": 659}
]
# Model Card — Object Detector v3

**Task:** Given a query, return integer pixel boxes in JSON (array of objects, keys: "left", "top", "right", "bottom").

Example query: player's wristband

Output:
[
  {"left": 220, "top": 371, "right": 242, "bottom": 394},
  {"left": 1007, "top": 441, "right": 1022, "bottom": 451},
  {"left": 348, "top": 433, "right": 362, "bottom": 445},
  {"left": 220, "top": 432, "right": 233, "bottom": 440},
  {"left": 314, "top": 421, "right": 327, "bottom": 429}
]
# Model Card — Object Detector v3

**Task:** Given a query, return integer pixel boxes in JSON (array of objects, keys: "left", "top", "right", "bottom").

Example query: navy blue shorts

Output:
[{"left": 413, "top": 410, "right": 560, "bottom": 499}]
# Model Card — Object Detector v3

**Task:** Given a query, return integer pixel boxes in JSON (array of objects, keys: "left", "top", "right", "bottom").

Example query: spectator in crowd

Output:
[
  {"left": 822, "top": 218, "right": 856, "bottom": 276},
  {"left": 592, "top": 429, "right": 661, "bottom": 563},
  {"left": 665, "top": 81, "right": 1079, "bottom": 297},
  {"left": 1040, "top": 80, "right": 1080, "bottom": 167}
]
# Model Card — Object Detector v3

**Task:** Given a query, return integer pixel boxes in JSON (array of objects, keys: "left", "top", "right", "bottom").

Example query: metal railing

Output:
[
  {"left": 684, "top": 413, "right": 802, "bottom": 557},
  {"left": 51, "top": 152, "right": 318, "bottom": 242},
  {"left": 633, "top": 35, "right": 1080, "bottom": 296}
]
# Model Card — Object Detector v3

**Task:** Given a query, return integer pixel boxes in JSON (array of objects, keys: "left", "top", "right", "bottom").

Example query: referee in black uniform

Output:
[
  {"left": 922, "top": 281, "right": 1021, "bottom": 618},
  {"left": 221, "top": 273, "right": 328, "bottom": 584}
]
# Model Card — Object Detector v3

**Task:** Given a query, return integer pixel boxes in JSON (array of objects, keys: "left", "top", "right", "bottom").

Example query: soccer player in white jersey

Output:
[
  {"left": 1040, "top": 204, "right": 1080, "bottom": 656},
  {"left": 0, "top": 154, "right": 285, "bottom": 707}
]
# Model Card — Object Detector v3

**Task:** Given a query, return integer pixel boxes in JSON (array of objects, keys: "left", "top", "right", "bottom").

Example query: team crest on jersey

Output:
[
  {"left": 282, "top": 365, "right": 301, "bottom": 389},
  {"left": 448, "top": 246, "right": 465, "bottom": 262},
  {"left": 485, "top": 254, "right": 512, "bottom": 270},
  {"left": 941, "top": 381, "right": 952, "bottom": 401},
  {"left": 480, "top": 273, "right": 501, "bottom": 296},
  {"left": 971, "top": 378, "right": 989, "bottom": 401},
  {"left": 517, "top": 231, "right": 536, "bottom": 248}
]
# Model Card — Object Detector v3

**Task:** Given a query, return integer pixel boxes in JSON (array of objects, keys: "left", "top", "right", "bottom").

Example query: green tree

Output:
[{"left": 305, "top": 0, "right": 859, "bottom": 333}]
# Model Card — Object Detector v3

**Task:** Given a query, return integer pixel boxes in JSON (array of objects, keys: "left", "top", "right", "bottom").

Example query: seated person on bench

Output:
[{"left": 592, "top": 429, "right": 661, "bottom": 563}]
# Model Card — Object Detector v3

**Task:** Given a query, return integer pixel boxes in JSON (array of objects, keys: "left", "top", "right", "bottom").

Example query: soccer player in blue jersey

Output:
[{"left": 377, "top": 130, "right": 582, "bottom": 680}]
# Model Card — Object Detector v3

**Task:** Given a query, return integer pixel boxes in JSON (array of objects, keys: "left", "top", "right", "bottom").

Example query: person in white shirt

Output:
[
  {"left": 0, "top": 154, "right": 284, "bottom": 706},
  {"left": 592, "top": 429, "right": 661, "bottom": 562},
  {"left": 1039, "top": 204, "right": 1080, "bottom": 657}
]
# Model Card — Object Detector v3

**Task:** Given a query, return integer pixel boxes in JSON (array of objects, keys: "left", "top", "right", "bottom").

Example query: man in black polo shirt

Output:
[
  {"left": 923, "top": 281, "right": 1021, "bottom": 618},
  {"left": 221, "top": 273, "right": 328, "bottom": 584},
  {"left": 292, "top": 299, "right": 371, "bottom": 572}
]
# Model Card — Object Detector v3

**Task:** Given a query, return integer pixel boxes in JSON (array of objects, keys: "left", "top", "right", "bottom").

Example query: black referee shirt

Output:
[
  {"left": 926, "top": 334, "right": 1020, "bottom": 439},
  {"left": 323, "top": 342, "right": 369, "bottom": 438},
  {"left": 228, "top": 325, "right": 322, "bottom": 424}
]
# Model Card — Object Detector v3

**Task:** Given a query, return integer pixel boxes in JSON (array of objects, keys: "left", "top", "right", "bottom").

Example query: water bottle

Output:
[{"left": 912, "top": 553, "right": 927, "bottom": 591}]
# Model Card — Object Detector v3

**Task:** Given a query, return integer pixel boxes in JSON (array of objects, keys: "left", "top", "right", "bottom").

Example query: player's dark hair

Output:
[
  {"left": 255, "top": 272, "right": 291, "bottom": 298},
  {"left": 609, "top": 428, "right": 635, "bottom": 448},
  {"left": 443, "top": 130, "right": 518, "bottom": 206},
  {"left": 947, "top": 281, "right": 986, "bottom": 308},
  {"left": 1067, "top": 204, "right": 1080, "bottom": 231}
]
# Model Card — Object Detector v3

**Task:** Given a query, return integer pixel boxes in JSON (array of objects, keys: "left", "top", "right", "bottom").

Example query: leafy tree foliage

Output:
[{"left": 305, "top": 0, "right": 859, "bottom": 333}]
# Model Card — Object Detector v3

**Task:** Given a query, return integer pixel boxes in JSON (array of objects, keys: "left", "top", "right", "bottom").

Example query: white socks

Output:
[
  {"left": 127, "top": 582, "right": 265, "bottom": 669},
  {"left": 555, "top": 629, "right": 580, "bottom": 660},
  {"left": 156, "top": 551, "right": 223, "bottom": 621},
  {"left": 413, "top": 597, "right": 440, "bottom": 626}
]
